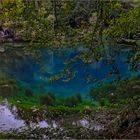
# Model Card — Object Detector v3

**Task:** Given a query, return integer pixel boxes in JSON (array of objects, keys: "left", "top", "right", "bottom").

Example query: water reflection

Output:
[{"left": 0, "top": 45, "right": 139, "bottom": 97}]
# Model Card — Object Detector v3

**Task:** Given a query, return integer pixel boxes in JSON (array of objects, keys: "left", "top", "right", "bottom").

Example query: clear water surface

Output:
[{"left": 0, "top": 44, "right": 139, "bottom": 97}]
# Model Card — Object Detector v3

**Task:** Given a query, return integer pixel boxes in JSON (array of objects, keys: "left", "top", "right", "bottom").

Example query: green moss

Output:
[
  {"left": 47, "top": 101, "right": 93, "bottom": 118},
  {"left": 47, "top": 105, "right": 79, "bottom": 117},
  {"left": 9, "top": 94, "right": 40, "bottom": 109}
]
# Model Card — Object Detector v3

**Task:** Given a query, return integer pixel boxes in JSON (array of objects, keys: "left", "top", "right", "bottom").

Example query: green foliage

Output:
[
  {"left": 0, "top": 0, "right": 140, "bottom": 68},
  {"left": 47, "top": 105, "right": 80, "bottom": 118},
  {"left": 47, "top": 101, "right": 92, "bottom": 118},
  {"left": 89, "top": 75, "right": 140, "bottom": 106},
  {"left": 1, "top": 0, "right": 139, "bottom": 46},
  {"left": 104, "top": 6, "right": 140, "bottom": 38},
  {"left": 9, "top": 94, "right": 40, "bottom": 109}
]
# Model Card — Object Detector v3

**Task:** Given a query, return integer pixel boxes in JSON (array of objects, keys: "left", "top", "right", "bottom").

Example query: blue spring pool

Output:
[{"left": 0, "top": 45, "right": 139, "bottom": 97}]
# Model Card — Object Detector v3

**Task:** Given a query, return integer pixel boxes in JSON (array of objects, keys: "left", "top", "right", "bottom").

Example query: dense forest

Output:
[
  {"left": 0, "top": 0, "right": 140, "bottom": 70},
  {"left": 0, "top": 0, "right": 140, "bottom": 139}
]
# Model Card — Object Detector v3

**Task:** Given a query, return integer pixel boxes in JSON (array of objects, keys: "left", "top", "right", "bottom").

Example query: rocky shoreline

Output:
[
  {"left": 0, "top": 97, "right": 139, "bottom": 139},
  {"left": 0, "top": 26, "right": 28, "bottom": 44}
]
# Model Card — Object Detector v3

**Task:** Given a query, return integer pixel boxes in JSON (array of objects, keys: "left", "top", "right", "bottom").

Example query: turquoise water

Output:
[{"left": 0, "top": 45, "right": 139, "bottom": 97}]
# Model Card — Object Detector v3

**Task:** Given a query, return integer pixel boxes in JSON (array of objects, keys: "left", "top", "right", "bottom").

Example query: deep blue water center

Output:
[{"left": 1, "top": 45, "right": 139, "bottom": 97}]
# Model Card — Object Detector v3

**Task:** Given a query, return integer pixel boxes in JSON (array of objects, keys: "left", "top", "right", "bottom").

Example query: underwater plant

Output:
[
  {"left": 64, "top": 94, "right": 82, "bottom": 107},
  {"left": 24, "top": 89, "right": 33, "bottom": 97},
  {"left": 0, "top": 71, "right": 18, "bottom": 97},
  {"left": 40, "top": 92, "right": 56, "bottom": 106},
  {"left": 47, "top": 92, "right": 56, "bottom": 100}
]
